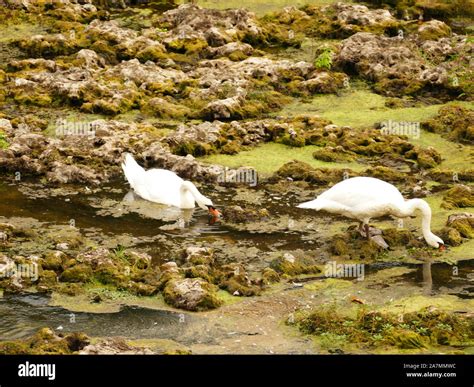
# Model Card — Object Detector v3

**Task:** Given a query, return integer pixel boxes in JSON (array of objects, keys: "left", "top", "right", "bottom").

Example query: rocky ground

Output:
[{"left": 0, "top": 0, "right": 473, "bottom": 354}]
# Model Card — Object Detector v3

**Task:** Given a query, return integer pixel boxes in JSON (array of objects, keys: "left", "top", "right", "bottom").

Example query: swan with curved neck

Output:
[
  {"left": 121, "top": 153, "right": 219, "bottom": 216},
  {"left": 297, "top": 176, "right": 444, "bottom": 248}
]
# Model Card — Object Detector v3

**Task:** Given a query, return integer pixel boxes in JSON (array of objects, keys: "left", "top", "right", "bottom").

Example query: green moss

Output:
[
  {"left": 313, "top": 146, "right": 355, "bottom": 162},
  {"left": 364, "top": 166, "right": 408, "bottom": 183},
  {"left": 261, "top": 267, "right": 280, "bottom": 284},
  {"left": 59, "top": 264, "right": 93, "bottom": 283},
  {"left": 422, "top": 105, "right": 474, "bottom": 144},
  {"left": 0, "top": 131, "right": 9, "bottom": 149},
  {"left": 0, "top": 328, "right": 90, "bottom": 355},
  {"left": 270, "top": 254, "right": 320, "bottom": 276},
  {"left": 167, "top": 38, "right": 208, "bottom": 55},
  {"left": 163, "top": 278, "right": 223, "bottom": 311},
  {"left": 330, "top": 237, "right": 349, "bottom": 256},
  {"left": 439, "top": 227, "right": 463, "bottom": 246},
  {"left": 275, "top": 160, "right": 353, "bottom": 185},
  {"left": 450, "top": 217, "right": 474, "bottom": 238},
  {"left": 294, "top": 305, "right": 473, "bottom": 350},
  {"left": 441, "top": 185, "right": 474, "bottom": 209},
  {"left": 219, "top": 276, "right": 261, "bottom": 296}
]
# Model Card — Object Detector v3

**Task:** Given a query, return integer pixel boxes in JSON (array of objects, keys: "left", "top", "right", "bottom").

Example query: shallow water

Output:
[
  {"left": 1, "top": 176, "right": 473, "bottom": 349},
  {"left": 0, "top": 293, "right": 198, "bottom": 342}
]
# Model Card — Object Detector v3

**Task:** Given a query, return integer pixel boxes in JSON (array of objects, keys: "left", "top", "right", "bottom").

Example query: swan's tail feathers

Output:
[
  {"left": 297, "top": 198, "right": 324, "bottom": 210},
  {"left": 121, "top": 153, "right": 145, "bottom": 190},
  {"left": 297, "top": 198, "right": 348, "bottom": 212}
]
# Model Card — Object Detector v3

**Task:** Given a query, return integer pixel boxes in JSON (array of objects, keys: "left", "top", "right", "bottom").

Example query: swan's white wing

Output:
[
  {"left": 301, "top": 177, "right": 406, "bottom": 220},
  {"left": 141, "top": 169, "right": 195, "bottom": 208}
]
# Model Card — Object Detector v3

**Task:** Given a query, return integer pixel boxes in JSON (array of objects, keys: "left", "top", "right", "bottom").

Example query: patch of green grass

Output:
[
  {"left": 200, "top": 142, "right": 365, "bottom": 177},
  {"left": 176, "top": 0, "right": 345, "bottom": 15},
  {"left": 279, "top": 87, "right": 474, "bottom": 128},
  {"left": 0, "top": 132, "right": 8, "bottom": 149}
]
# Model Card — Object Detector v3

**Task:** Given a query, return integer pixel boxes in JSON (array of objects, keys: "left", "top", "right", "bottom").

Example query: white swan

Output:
[
  {"left": 297, "top": 176, "right": 444, "bottom": 248},
  {"left": 121, "top": 153, "right": 219, "bottom": 216}
]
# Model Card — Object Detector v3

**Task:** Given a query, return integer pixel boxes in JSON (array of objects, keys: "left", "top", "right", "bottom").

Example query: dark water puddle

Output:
[
  {"left": 399, "top": 259, "right": 474, "bottom": 299},
  {"left": 362, "top": 259, "right": 474, "bottom": 299},
  {"left": 0, "top": 293, "right": 199, "bottom": 342}
]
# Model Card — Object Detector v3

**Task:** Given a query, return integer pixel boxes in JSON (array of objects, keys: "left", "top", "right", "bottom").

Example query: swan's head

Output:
[{"left": 426, "top": 233, "right": 444, "bottom": 249}]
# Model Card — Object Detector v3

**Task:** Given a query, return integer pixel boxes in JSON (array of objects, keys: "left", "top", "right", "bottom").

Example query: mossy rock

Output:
[
  {"left": 219, "top": 276, "right": 261, "bottom": 297},
  {"left": 261, "top": 267, "right": 280, "bottom": 285},
  {"left": 42, "top": 251, "right": 65, "bottom": 272},
  {"left": 276, "top": 160, "right": 336, "bottom": 184},
  {"left": 0, "top": 328, "right": 90, "bottom": 355},
  {"left": 313, "top": 146, "right": 355, "bottom": 162},
  {"left": 387, "top": 329, "right": 428, "bottom": 349},
  {"left": 438, "top": 227, "right": 463, "bottom": 246},
  {"left": 126, "top": 282, "right": 158, "bottom": 297},
  {"left": 184, "top": 265, "right": 212, "bottom": 283},
  {"left": 59, "top": 264, "right": 93, "bottom": 283},
  {"left": 422, "top": 105, "right": 474, "bottom": 145},
  {"left": 270, "top": 253, "right": 320, "bottom": 277},
  {"left": 330, "top": 236, "right": 349, "bottom": 256},
  {"left": 448, "top": 216, "right": 474, "bottom": 239},
  {"left": 37, "top": 270, "right": 58, "bottom": 291},
  {"left": 441, "top": 185, "right": 474, "bottom": 209},
  {"left": 163, "top": 278, "right": 223, "bottom": 311},
  {"left": 364, "top": 166, "right": 408, "bottom": 183},
  {"left": 382, "top": 228, "right": 421, "bottom": 247},
  {"left": 223, "top": 205, "right": 270, "bottom": 224}
]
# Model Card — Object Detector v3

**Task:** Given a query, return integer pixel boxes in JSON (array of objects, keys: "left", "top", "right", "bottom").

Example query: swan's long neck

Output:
[
  {"left": 401, "top": 199, "right": 434, "bottom": 241},
  {"left": 180, "top": 181, "right": 207, "bottom": 208}
]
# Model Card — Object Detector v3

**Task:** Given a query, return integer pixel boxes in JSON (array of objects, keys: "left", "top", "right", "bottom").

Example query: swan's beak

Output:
[
  {"left": 206, "top": 205, "right": 221, "bottom": 218},
  {"left": 438, "top": 244, "right": 446, "bottom": 252}
]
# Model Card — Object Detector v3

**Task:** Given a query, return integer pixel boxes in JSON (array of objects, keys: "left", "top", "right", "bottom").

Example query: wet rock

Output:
[
  {"left": 163, "top": 277, "right": 223, "bottom": 311},
  {"left": 222, "top": 205, "right": 270, "bottom": 224}
]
